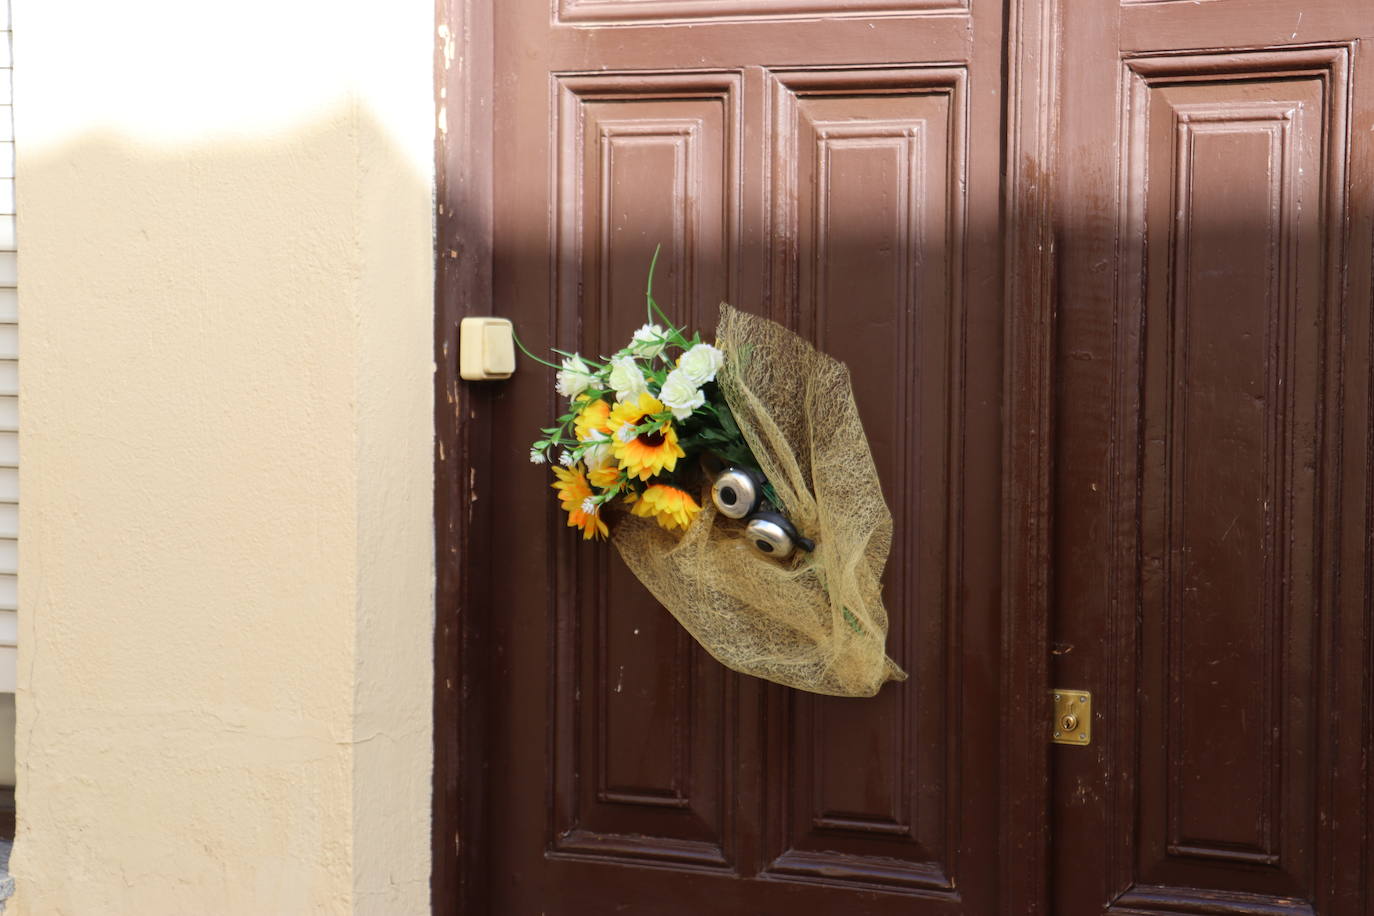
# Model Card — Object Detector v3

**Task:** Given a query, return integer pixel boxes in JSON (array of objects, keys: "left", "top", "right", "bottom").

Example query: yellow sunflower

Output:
[
  {"left": 630, "top": 483, "right": 701, "bottom": 532},
  {"left": 573, "top": 398, "right": 612, "bottom": 442},
  {"left": 588, "top": 466, "right": 621, "bottom": 490},
  {"left": 608, "top": 393, "right": 685, "bottom": 481},
  {"left": 550, "top": 466, "right": 608, "bottom": 540}
]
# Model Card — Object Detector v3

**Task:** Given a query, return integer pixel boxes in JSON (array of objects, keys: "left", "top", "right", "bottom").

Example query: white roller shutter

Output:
[{"left": 0, "top": 0, "right": 16, "bottom": 694}]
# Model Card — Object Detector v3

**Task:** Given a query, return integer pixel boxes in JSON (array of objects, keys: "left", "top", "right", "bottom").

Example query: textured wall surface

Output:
[{"left": 10, "top": 2, "right": 435, "bottom": 912}]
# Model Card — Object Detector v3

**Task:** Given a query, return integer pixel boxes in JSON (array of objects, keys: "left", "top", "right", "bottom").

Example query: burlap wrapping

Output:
[{"left": 612, "top": 304, "right": 907, "bottom": 697}]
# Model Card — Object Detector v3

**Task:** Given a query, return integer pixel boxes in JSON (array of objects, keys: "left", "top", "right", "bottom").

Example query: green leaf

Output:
[{"left": 715, "top": 405, "right": 740, "bottom": 440}]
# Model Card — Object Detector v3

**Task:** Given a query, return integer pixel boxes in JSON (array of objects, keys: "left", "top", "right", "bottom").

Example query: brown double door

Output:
[{"left": 436, "top": 0, "right": 1374, "bottom": 912}]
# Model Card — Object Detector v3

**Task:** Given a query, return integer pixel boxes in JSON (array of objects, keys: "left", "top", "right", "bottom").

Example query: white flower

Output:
[
  {"left": 607, "top": 355, "right": 649, "bottom": 402},
  {"left": 615, "top": 424, "right": 635, "bottom": 443},
  {"left": 581, "top": 497, "right": 599, "bottom": 516},
  {"left": 558, "top": 450, "right": 575, "bottom": 467},
  {"left": 677, "top": 342, "right": 725, "bottom": 385},
  {"left": 582, "top": 435, "right": 613, "bottom": 472},
  {"left": 529, "top": 447, "right": 547, "bottom": 464},
  {"left": 658, "top": 367, "right": 706, "bottom": 421},
  {"left": 627, "top": 323, "right": 669, "bottom": 358},
  {"left": 556, "top": 354, "right": 593, "bottom": 400}
]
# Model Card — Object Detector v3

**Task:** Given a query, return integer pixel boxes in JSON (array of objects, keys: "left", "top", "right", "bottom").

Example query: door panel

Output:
[
  {"left": 1124, "top": 50, "right": 1334, "bottom": 897},
  {"left": 763, "top": 66, "right": 969, "bottom": 895},
  {"left": 550, "top": 73, "right": 739, "bottom": 871},
  {"left": 1052, "top": 3, "right": 1374, "bottom": 914}
]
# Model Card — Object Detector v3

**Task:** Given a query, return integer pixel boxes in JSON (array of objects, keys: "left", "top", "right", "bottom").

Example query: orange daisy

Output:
[
  {"left": 550, "top": 466, "right": 608, "bottom": 540},
  {"left": 630, "top": 483, "right": 701, "bottom": 532},
  {"left": 607, "top": 393, "right": 685, "bottom": 481}
]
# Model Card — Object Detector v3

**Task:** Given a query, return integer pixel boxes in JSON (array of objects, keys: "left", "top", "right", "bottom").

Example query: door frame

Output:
[{"left": 431, "top": 0, "right": 1059, "bottom": 911}]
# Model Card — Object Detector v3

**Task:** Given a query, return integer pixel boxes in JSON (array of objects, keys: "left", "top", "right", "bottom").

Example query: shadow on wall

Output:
[{"left": 11, "top": 106, "right": 435, "bottom": 915}]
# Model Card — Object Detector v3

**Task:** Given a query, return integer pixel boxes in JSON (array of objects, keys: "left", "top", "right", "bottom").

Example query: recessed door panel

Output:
[
  {"left": 550, "top": 75, "right": 739, "bottom": 869},
  {"left": 764, "top": 67, "right": 968, "bottom": 895},
  {"left": 1118, "top": 50, "right": 1338, "bottom": 904}
]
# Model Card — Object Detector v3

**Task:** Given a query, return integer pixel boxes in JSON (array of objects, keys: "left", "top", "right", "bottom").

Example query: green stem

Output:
[
  {"left": 511, "top": 330, "right": 565, "bottom": 372},
  {"left": 642, "top": 244, "right": 696, "bottom": 351},
  {"left": 645, "top": 244, "right": 662, "bottom": 327},
  {"left": 648, "top": 301, "right": 692, "bottom": 348},
  {"left": 548, "top": 347, "right": 607, "bottom": 371}
]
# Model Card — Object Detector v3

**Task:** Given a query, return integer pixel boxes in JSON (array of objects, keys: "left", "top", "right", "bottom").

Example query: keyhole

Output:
[{"left": 1060, "top": 713, "right": 1079, "bottom": 732}]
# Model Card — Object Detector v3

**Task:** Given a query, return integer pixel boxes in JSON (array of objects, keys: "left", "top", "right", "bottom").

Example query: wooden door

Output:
[
  {"left": 435, "top": 0, "right": 1020, "bottom": 913},
  {"left": 434, "top": 0, "right": 1374, "bottom": 913},
  {"left": 1051, "top": 2, "right": 1374, "bottom": 914}
]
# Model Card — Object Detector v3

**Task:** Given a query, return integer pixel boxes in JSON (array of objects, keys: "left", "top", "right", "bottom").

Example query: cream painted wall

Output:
[{"left": 10, "top": 2, "right": 435, "bottom": 913}]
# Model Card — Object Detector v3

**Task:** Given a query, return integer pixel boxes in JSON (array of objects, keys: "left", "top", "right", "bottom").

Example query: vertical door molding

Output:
[
  {"left": 433, "top": 0, "right": 496, "bottom": 911},
  {"left": 999, "top": 0, "right": 1059, "bottom": 912}
]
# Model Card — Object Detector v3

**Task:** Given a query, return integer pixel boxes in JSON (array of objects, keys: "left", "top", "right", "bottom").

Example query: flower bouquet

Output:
[
  {"left": 526, "top": 274, "right": 749, "bottom": 541},
  {"left": 521, "top": 253, "right": 907, "bottom": 697}
]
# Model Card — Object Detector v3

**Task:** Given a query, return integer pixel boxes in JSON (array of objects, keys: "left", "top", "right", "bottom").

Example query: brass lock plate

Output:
[{"left": 1052, "top": 689, "right": 1091, "bottom": 746}]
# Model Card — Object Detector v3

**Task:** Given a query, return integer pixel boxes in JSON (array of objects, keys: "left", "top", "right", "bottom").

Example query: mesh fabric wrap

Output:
[{"left": 612, "top": 305, "right": 907, "bottom": 697}]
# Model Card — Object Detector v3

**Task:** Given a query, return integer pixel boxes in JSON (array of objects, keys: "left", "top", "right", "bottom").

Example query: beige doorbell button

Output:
[{"left": 460, "top": 317, "right": 516, "bottom": 380}]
